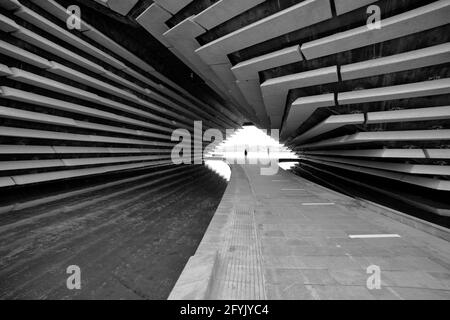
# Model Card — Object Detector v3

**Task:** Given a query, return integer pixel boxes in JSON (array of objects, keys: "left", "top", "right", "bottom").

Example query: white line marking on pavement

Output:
[
  {"left": 349, "top": 234, "right": 401, "bottom": 239},
  {"left": 301, "top": 203, "right": 335, "bottom": 206}
]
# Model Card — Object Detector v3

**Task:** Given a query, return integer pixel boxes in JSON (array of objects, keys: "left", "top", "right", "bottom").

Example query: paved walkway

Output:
[{"left": 170, "top": 165, "right": 450, "bottom": 300}]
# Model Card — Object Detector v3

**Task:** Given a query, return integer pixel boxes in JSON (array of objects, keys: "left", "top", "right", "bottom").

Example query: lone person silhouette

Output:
[{"left": 244, "top": 149, "right": 248, "bottom": 158}]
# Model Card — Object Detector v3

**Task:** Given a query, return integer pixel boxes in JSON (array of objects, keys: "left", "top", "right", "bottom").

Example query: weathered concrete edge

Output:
[
  {"left": 168, "top": 164, "right": 236, "bottom": 300},
  {"left": 168, "top": 251, "right": 219, "bottom": 300}
]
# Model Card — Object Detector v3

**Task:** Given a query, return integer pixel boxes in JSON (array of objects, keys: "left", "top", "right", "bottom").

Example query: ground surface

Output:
[
  {"left": 175, "top": 165, "right": 450, "bottom": 300},
  {"left": 0, "top": 168, "right": 227, "bottom": 300}
]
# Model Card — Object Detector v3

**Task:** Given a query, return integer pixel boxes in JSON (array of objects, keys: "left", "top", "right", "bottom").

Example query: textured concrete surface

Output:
[
  {"left": 172, "top": 165, "right": 450, "bottom": 300},
  {"left": 0, "top": 168, "right": 227, "bottom": 300}
]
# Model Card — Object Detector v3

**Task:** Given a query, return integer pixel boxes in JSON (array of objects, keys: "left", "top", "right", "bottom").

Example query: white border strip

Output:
[
  {"left": 301, "top": 203, "right": 335, "bottom": 206},
  {"left": 349, "top": 234, "right": 401, "bottom": 239}
]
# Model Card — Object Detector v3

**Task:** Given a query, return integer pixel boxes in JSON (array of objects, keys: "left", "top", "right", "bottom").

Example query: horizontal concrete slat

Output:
[
  {"left": 61, "top": 155, "right": 166, "bottom": 166},
  {"left": 300, "top": 130, "right": 450, "bottom": 149},
  {"left": 292, "top": 105, "right": 450, "bottom": 144},
  {"left": 302, "top": 149, "right": 428, "bottom": 159},
  {"left": 26, "top": 0, "right": 167, "bottom": 84},
  {"left": 307, "top": 155, "right": 450, "bottom": 176},
  {"left": 11, "top": 160, "right": 171, "bottom": 185},
  {"left": 0, "top": 12, "right": 19, "bottom": 32},
  {"left": 301, "top": 0, "right": 450, "bottom": 60},
  {"left": 194, "top": 0, "right": 265, "bottom": 30},
  {"left": 82, "top": 28, "right": 153, "bottom": 73},
  {"left": 136, "top": 6, "right": 245, "bottom": 126},
  {"left": 0, "top": 144, "right": 170, "bottom": 155},
  {"left": 154, "top": 0, "right": 193, "bottom": 15},
  {"left": 48, "top": 61, "right": 137, "bottom": 102},
  {"left": 291, "top": 114, "right": 365, "bottom": 145},
  {"left": 13, "top": 27, "right": 106, "bottom": 75},
  {"left": 232, "top": 45, "right": 303, "bottom": 81},
  {"left": 162, "top": 17, "right": 234, "bottom": 102},
  {"left": 304, "top": 157, "right": 450, "bottom": 191},
  {"left": 282, "top": 93, "right": 336, "bottom": 139},
  {"left": 0, "top": 159, "right": 64, "bottom": 171},
  {"left": 341, "top": 43, "right": 450, "bottom": 81},
  {"left": 334, "top": 0, "right": 378, "bottom": 15},
  {"left": 29, "top": 0, "right": 90, "bottom": 31},
  {"left": 0, "top": 145, "right": 56, "bottom": 154},
  {"left": 0, "top": 166, "right": 189, "bottom": 213},
  {"left": 4, "top": 23, "right": 202, "bottom": 126},
  {"left": 0, "top": 176, "right": 15, "bottom": 187},
  {"left": 0, "top": 63, "right": 12, "bottom": 76},
  {"left": 14, "top": 6, "right": 127, "bottom": 70},
  {"left": 163, "top": 17, "right": 245, "bottom": 109},
  {"left": 338, "top": 78, "right": 450, "bottom": 105},
  {"left": 0, "top": 0, "right": 21, "bottom": 10},
  {"left": 195, "top": 0, "right": 333, "bottom": 65},
  {"left": 0, "top": 105, "right": 170, "bottom": 140},
  {"left": 366, "top": 106, "right": 450, "bottom": 124},
  {"left": 52, "top": 146, "right": 170, "bottom": 154},
  {"left": 0, "top": 105, "right": 77, "bottom": 127},
  {"left": 0, "top": 87, "right": 173, "bottom": 133},
  {"left": 0, "top": 126, "right": 171, "bottom": 147},
  {"left": 262, "top": 66, "right": 338, "bottom": 127},
  {"left": 107, "top": 0, "right": 139, "bottom": 16},
  {"left": 8, "top": 67, "right": 104, "bottom": 101},
  {"left": 235, "top": 79, "right": 268, "bottom": 124},
  {"left": 27, "top": 0, "right": 155, "bottom": 74},
  {"left": 7, "top": 68, "right": 187, "bottom": 127},
  {"left": 427, "top": 149, "right": 450, "bottom": 159},
  {"left": 136, "top": 3, "right": 172, "bottom": 48},
  {"left": 29, "top": 0, "right": 211, "bottom": 108},
  {"left": 0, "top": 39, "right": 52, "bottom": 69},
  {"left": 209, "top": 62, "right": 256, "bottom": 115}
]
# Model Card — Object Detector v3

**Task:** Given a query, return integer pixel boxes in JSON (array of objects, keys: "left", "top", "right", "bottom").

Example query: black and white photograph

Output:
[{"left": 0, "top": 0, "right": 449, "bottom": 307}]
